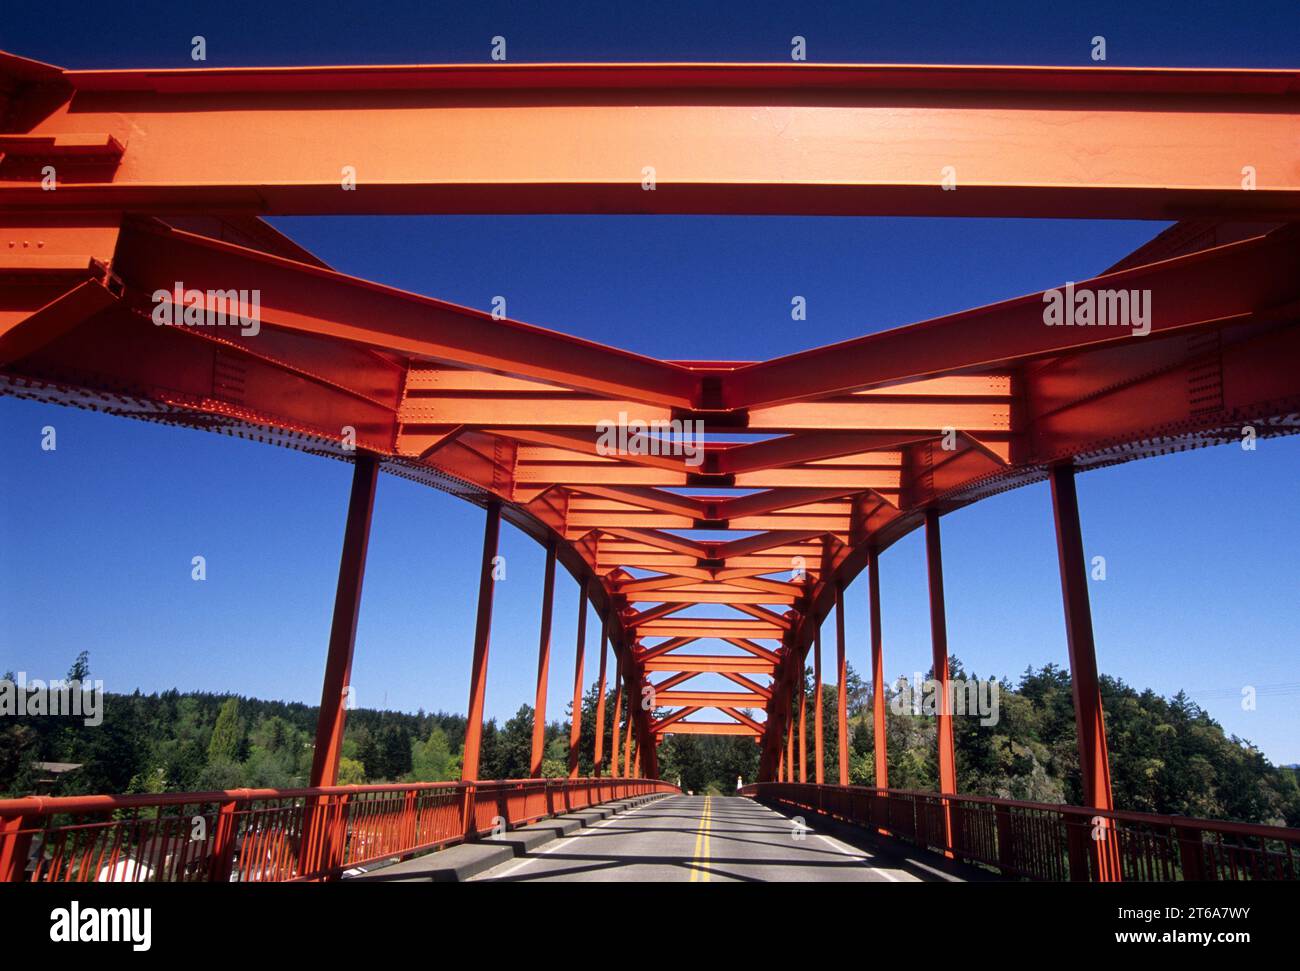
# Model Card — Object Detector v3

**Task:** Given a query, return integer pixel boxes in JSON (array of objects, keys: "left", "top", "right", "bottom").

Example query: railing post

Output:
[
  {"left": 0, "top": 814, "right": 35, "bottom": 882},
  {"left": 326, "top": 793, "right": 351, "bottom": 879},
  {"left": 207, "top": 799, "right": 239, "bottom": 883},
  {"left": 402, "top": 789, "right": 418, "bottom": 850},
  {"left": 1066, "top": 812, "right": 1092, "bottom": 881},
  {"left": 1175, "top": 823, "right": 1209, "bottom": 881},
  {"left": 995, "top": 803, "right": 1015, "bottom": 876},
  {"left": 568, "top": 577, "right": 590, "bottom": 778},
  {"left": 530, "top": 538, "right": 558, "bottom": 777},
  {"left": 1049, "top": 462, "right": 1121, "bottom": 882},
  {"left": 924, "top": 509, "right": 957, "bottom": 854}
]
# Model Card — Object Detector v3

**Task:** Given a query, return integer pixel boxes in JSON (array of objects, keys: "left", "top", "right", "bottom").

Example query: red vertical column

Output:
[
  {"left": 798, "top": 666, "right": 808, "bottom": 784},
  {"left": 868, "top": 547, "right": 888, "bottom": 790},
  {"left": 310, "top": 453, "right": 379, "bottom": 788},
  {"left": 786, "top": 693, "right": 795, "bottom": 783},
  {"left": 1050, "top": 462, "right": 1121, "bottom": 882},
  {"left": 925, "top": 509, "right": 957, "bottom": 852},
  {"left": 529, "top": 539, "right": 558, "bottom": 777},
  {"left": 623, "top": 716, "right": 634, "bottom": 777},
  {"left": 460, "top": 500, "right": 502, "bottom": 783},
  {"left": 835, "top": 582, "right": 850, "bottom": 786},
  {"left": 592, "top": 616, "right": 610, "bottom": 776},
  {"left": 813, "top": 627, "right": 824, "bottom": 785},
  {"left": 567, "top": 577, "right": 590, "bottom": 778},
  {"left": 609, "top": 649, "right": 624, "bottom": 776}
]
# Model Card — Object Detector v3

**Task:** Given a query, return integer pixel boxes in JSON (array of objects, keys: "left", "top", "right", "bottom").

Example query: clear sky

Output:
[{"left": 2, "top": 2, "right": 1297, "bottom": 764}]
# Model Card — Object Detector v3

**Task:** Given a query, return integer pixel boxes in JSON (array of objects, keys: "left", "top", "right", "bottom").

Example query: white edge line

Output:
[{"left": 470, "top": 794, "right": 672, "bottom": 882}]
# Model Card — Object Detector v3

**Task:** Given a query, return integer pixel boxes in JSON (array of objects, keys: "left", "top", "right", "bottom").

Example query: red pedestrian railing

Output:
[
  {"left": 740, "top": 782, "right": 1300, "bottom": 882},
  {"left": 0, "top": 777, "right": 677, "bottom": 883}
]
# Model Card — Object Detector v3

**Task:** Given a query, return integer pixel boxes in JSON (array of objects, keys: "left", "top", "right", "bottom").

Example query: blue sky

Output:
[{"left": 2, "top": 2, "right": 1297, "bottom": 764}]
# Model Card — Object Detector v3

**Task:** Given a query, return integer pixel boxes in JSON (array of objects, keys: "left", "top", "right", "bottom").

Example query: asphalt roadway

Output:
[{"left": 471, "top": 794, "right": 959, "bottom": 882}]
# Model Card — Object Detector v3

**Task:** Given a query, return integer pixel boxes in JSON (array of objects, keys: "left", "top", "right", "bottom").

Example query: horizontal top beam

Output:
[
  {"left": 4, "top": 53, "right": 1297, "bottom": 221},
  {"left": 48, "top": 60, "right": 1300, "bottom": 96}
]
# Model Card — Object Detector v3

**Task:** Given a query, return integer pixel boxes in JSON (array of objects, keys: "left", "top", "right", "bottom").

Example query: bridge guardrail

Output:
[
  {"left": 740, "top": 782, "right": 1300, "bottom": 881},
  {"left": 0, "top": 777, "right": 678, "bottom": 883}
]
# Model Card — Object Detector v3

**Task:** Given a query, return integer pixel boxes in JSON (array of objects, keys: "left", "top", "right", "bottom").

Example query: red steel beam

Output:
[
  {"left": 609, "top": 651, "right": 624, "bottom": 775},
  {"left": 1050, "top": 463, "right": 1122, "bottom": 881},
  {"left": 7, "top": 60, "right": 1298, "bottom": 220},
  {"left": 110, "top": 222, "right": 698, "bottom": 410},
  {"left": 813, "top": 627, "right": 824, "bottom": 786},
  {"left": 460, "top": 501, "right": 502, "bottom": 783},
  {"left": 567, "top": 577, "right": 589, "bottom": 778},
  {"left": 868, "top": 547, "right": 888, "bottom": 790},
  {"left": 529, "top": 539, "right": 559, "bottom": 777},
  {"left": 642, "top": 655, "right": 775, "bottom": 674},
  {"left": 657, "top": 690, "right": 767, "bottom": 707},
  {"left": 726, "top": 229, "right": 1300, "bottom": 410},
  {"left": 309, "top": 453, "right": 379, "bottom": 787},
  {"left": 924, "top": 510, "right": 957, "bottom": 852},
  {"left": 835, "top": 581, "right": 850, "bottom": 787},
  {"left": 592, "top": 616, "right": 610, "bottom": 776},
  {"left": 798, "top": 666, "right": 808, "bottom": 784},
  {"left": 657, "top": 722, "right": 759, "bottom": 737}
]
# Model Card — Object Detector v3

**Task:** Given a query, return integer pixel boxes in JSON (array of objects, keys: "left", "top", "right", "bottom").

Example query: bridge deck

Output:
[{"left": 471, "top": 794, "right": 956, "bottom": 882}]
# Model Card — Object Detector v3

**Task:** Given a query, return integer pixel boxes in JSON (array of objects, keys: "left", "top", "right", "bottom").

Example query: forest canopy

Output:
[{"left": 2, "top": 652, "right": 1296, "bottom": 828}]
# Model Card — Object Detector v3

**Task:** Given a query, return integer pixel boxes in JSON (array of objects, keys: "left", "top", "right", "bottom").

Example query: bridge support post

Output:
[
  {"left": 786, "top": 690, "right": 796, "bottom": 783},
  {"left": 813, "top": 627, "right": 824, "bottom": 785},
  {"left": 529, "top": 539, "right": 558, "bottom": 777},
  {"left": 622, "top": 709, "right": 634, "bottom": 776},
  {"left": 610, "top": 650, "right": 624, "bottom": 775},
  {"left": 593, "top": 617, "right": 609, "bottom": 775},
  {"left": 925, "top": 509, "right": 957, "bottom": 852},
  {"left": 835, "top": 581, "right": 850, "bottom": 786},
  {"left": 868, "top": 547, "right": 888, "bottom": 790},
  {"left": 309, "top": 452, "right": 379, "bottom": 788},
  {"left": 798, "top": 661, "right": 807, "bottom": 783},
  {"left": 1049, "top": 462, "right": 1121, "bottom": 882},
  {"left": 460, "top": 501, "right": 502, "bottom": 787},
  {"left": 567, "top": 578, "right": 589, "bottom": 778}
]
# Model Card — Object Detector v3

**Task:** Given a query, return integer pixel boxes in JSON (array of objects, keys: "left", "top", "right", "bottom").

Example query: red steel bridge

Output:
[{"left": 1, "top": 49, "right": 1298, "bottom": 882}]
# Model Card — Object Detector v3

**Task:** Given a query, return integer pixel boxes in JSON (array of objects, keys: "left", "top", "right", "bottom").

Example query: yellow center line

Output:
[{"left": 689, "top": 795, "right": 712, "bottom": 882}]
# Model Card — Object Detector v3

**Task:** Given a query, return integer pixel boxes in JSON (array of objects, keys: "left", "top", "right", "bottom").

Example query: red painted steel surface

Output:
[{"left": 0, "top": 779, "right": 677, "bottom": 883}]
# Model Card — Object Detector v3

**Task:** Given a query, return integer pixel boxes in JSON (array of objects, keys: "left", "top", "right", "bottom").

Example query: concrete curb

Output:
[{"left": 347, "top": 791, "right": 672, "bottom": 883}]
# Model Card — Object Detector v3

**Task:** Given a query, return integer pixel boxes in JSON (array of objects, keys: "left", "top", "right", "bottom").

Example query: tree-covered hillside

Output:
[{"left": 2, "top": 652, "right": 1296, "bottom": 827}]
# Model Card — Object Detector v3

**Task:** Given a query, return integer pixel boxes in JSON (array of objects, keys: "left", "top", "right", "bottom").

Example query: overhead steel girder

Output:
[
  {"left": 107, "top": 220, "right": 697, "bottom": 410},
  {"left": 3, "top": 57, "right": 1298, "bottom": 220},
  {"left": 642, "top": 655, "right": 777, "bottom": 675},
  {"left": 726, "top": 227, "right": 1300, "bottom": 410},
  {"left": 655, "top": 722, "right": 760, "bottom": 738}
]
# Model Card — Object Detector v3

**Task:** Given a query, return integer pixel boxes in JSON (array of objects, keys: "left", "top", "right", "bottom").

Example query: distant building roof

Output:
[{"left": 34, "top": 762, "right": 83, "bottom": 774}]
